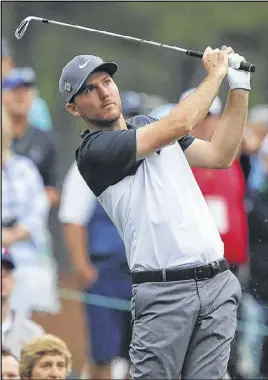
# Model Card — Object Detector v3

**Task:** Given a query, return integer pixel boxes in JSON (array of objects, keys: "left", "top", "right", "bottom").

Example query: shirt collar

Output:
[
  {"left": 80, "top": 129, "right": 90, "bottom": 139},
  {"left": 80, "top": 122, "right": 135, "bottom": 139}
]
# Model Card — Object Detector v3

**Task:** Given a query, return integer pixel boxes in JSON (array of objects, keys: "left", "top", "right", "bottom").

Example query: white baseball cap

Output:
[{"left": 179, "top": 87, "right": 222, "bottom": 115}]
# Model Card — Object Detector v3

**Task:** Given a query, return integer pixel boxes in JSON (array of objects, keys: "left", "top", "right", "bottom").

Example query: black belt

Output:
[{"left": 132, "top": 258, "right": 229, "bottom": 284}]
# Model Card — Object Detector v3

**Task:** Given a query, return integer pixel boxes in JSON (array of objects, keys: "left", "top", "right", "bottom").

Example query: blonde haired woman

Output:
[
  {"left": 19, "top": 334, "right": 72, "bottom": 379},
  {"left": 2, "top": 104, "right": 59, "bottom": 315}
]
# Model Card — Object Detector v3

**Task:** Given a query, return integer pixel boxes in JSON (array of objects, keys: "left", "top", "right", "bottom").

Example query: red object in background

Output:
[{"left": 192, "top": 159, "right": 248, "bottom": 265}]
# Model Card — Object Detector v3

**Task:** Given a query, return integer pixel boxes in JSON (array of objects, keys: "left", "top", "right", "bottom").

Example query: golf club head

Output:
[
  {"left": 15, "top": 16, "right": 44, "bottom": 40},
  {"left": 15, "top": 17, "right": 32, "bottom": 39}
]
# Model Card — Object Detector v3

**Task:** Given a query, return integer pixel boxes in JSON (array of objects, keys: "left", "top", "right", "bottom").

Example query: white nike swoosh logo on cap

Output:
[{"left": 79, "top": 58, "right": 92, "bottom": 69}]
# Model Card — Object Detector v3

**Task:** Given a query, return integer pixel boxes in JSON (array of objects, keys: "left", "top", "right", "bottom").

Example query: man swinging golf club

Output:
[{"left": 59, "top": 45, "right": 250, "bottom": 379}]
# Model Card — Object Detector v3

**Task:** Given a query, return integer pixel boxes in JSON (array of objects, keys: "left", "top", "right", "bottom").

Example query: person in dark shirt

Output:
[{"left": 3, "top": 70, "right": 60, "bottom": 207}]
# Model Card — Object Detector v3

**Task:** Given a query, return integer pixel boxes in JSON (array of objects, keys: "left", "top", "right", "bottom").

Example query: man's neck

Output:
[
  {"left": 2, "top": 300, "right": 10, "bottom": 322},
  {"left": 86, "top": 114, "right": 127, "bottom": 133},
  {"left": 11, "top": 117, "right": 28, "bottom": 138}
]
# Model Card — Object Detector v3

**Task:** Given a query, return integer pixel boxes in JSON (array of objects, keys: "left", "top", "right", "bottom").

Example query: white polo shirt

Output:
[
  {"left": 58, "top": 161, "right": 96, "bottom": 225},
  {"left": 76, "top": 115, "right": 224, "bottom": 272}
]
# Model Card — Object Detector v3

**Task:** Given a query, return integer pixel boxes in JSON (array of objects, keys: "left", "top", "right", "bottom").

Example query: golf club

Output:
[{"left": 15, "top": 16, "right": 256, "bottom": 72}]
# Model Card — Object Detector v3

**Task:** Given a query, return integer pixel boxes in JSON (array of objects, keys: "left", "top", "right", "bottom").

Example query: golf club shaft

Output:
[{"left": 15, "top": 16, "right": 256, "bottom": 72}]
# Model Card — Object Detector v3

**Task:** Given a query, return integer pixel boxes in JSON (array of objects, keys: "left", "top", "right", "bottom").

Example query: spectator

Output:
[
  {"left": 59, "top": 162, "right": 131, "bottom": 380},
  {"left": 2, "top": 248, "right": 45, "bottom": 359},
  {"left": 246, "top": 104, "right": 268, "bottom": 197},
  {"left": 2, "top": 348, "right": 20, "bottom": 380},
  {"left": 2, "top": 105, "right": 60, "bottom": 315},
  {"left": 2, "top": 69, "right": 61, "bottom": 207},
  {"left": 19, "top": 334, "right": 72, "bottom": 380},
  {"left": 1, "top": 37, "right": 53, "bottom": 131},
  {"left": 237, "top": 109, "right": 268, "bottom": 379}
]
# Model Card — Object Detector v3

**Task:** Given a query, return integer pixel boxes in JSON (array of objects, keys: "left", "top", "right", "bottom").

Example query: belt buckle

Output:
[
  {"left": 193, "top": 267, "right": 202, "bottom": 281},
  {"left": 210, "top": 261, "right": 220, "bottom": 276},
  {"left": 194, "top": 265, "right": 213, "bottom": 281}
]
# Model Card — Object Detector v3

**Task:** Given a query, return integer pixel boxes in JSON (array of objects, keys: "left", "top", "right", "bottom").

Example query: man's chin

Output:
[
  {"left": 98, "top": 118, "right": 120, "bottom": 128},
  {"left": 87, "top": 114, "right": 121, "bottom": 128}
]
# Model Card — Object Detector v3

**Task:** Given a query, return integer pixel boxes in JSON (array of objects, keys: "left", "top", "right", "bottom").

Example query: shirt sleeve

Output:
[
  {"left": 178, "top": 134, "right": 195, "bottom": 151},
  {"left": 59, "top": 162, "right": 96, "bottom": 225},
  {"left": 76, "top": 129, "right": 138, "bottom": 190}
]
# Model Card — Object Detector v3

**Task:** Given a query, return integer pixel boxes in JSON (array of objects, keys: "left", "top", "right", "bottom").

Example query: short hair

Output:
[{"left": 19, "top": 334, "right": 72, "bottom": 379}]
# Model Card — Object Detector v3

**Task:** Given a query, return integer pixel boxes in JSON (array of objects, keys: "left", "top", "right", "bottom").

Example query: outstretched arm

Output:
[{"left": 184, "top": 49, "right": 251, "bottom": 169}]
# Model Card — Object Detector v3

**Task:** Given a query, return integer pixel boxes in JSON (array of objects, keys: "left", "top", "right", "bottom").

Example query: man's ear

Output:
[{"left": 65, "top": 102, "right": 81, "bottom": 117}]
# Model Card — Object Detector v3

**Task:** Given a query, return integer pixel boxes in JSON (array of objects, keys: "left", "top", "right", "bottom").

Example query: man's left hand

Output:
[{"left": 221, "top": 45, "right": 251, "bottom": 91}]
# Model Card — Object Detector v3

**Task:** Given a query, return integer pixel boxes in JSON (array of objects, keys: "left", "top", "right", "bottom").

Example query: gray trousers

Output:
[{"left": 129, "top": 270, "right": 242, "bottom": 379}]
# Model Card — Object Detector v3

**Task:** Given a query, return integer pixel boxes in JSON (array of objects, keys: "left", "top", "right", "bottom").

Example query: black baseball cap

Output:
[{"left": 59, "top": 55, "right": 118, "bottom": 103}]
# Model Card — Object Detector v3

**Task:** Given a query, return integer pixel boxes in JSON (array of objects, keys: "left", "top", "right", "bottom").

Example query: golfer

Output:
[{"left": 59, "top": 46, "right": 250, "bottom": 379}]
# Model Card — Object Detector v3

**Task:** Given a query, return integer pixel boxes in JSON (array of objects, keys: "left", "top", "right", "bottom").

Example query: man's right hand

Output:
[
  {"left": 75, "top": 262, "right": 98, "bottom": 289},
  {"left": 202, "top": 46, "right": 234, "bottom": 79}
]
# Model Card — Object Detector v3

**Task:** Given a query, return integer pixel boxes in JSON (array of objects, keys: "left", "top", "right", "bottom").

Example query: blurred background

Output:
[{"left": 2, "top": 2, "right": 268, "bottom": 379}]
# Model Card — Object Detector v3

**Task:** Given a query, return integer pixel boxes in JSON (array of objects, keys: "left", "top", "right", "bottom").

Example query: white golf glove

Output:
[
  {"left": 227, "top": 55, "right": 251, "bottom": 91},
  {"left": 221, "top": 45, "right": 251, "bottom": 91}
]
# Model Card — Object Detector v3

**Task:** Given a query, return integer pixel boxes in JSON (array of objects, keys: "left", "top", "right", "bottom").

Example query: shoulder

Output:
[
  {"left": 76, "top": 128, "right": 139, "bottom": 196},
  {"left": 11, "top": 154, "right": 39, "bottom": 172},
  {"left": 30, "top": 126, "right": 56, "bottom": 146},
  {"left": 76, "top": 128, "right": 136, "bottom": 163},
  {"left": 32, "top": 96, "right": 50, "bottom": 110},
  {"left": 62, "top": 161, "right": 91, "bottom": 196},
  {"left": 65, "top": 161, "right": 80, "bottom": 180}
]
